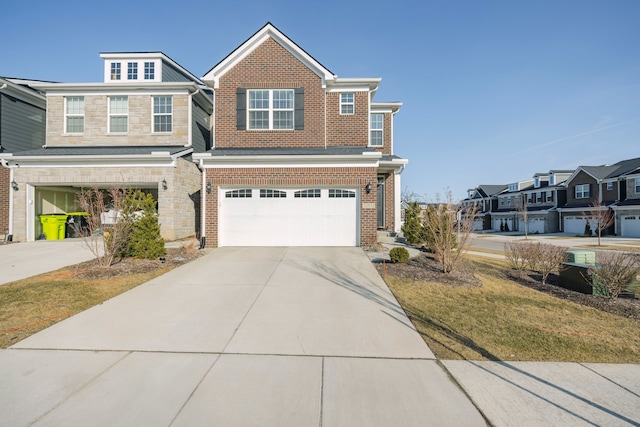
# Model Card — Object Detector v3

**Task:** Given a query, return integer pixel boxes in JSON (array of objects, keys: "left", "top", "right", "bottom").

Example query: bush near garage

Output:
[{"left": 389, "top": 247, "right": 410, "bottom": 263}]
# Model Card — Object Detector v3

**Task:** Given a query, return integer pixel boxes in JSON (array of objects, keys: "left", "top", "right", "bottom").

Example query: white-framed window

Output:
[
  {"left": 65, "top": 96, "right": 84, "bottom": 133},
  {"left": 547, "top": 190, "right": 554, "bottom": 201},
  {"left": 127, "top": 62, "right": 138, "bottom": 80},
  {"left": 575, "top": 184, "right": 590, "bottom": 199},
  {"left": 370, "top": 113, "right": 383, "bottom": 146},
  {"left": 144, "top": 62, "right": 155, "bottom": 80},
  {"left": 507, "top": 198, "right": 511, "bottom": 206},
  {"left": 329, "top": 189, "right": 356, "bottom": 198},
  {"left": 534, "top": 177, "right": 540, "bottom": 188},
  {"left": 110, "top": 62, "right": 121, "bottom": 80},
  {"left": 606, "top": 182, "right": 613, "bottom": 191},
  {"left": 635, "top": 178, "right": 640, "bottom": 193},
  {"left": 248, "top": 89, "right": 294, "bottom": 130},
  {"left": 294, "top": 189, "right": 321, "bottom": 198},
  {"left": 260, "top": 189, "right": 286, "bottom": 198},
  {"left": 108, "top": 96, "right": 128, "bottom": 133},
  {"left": 340, "top": 93, "right": 354, "bottom": 115},
  {"left": 225, "top": 189, "right": 252, "bottom": 198},
  {"left": 153, "top": 96, "right": 172, "bottom": 133}
]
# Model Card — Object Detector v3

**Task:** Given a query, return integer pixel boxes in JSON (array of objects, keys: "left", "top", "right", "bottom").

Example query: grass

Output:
[
  {"left": 466, "top": 247, "right": 505, "bottom": 256},
  {"left": 385, "top": 255, "right": 640, "bottom": 363},
  {"left": 0, "top": 266, "right": 169, "bottom": 348}
]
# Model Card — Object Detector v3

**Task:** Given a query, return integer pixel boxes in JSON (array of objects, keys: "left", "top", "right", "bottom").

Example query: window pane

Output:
[
  {"left": 341, "top": 93, "right": 354, "bottom": 103},
  {"left": 371, "top": 114, "right": 383, "bottom": 129},
  {"left": 272, "top": 111, "right": 293, "bottom": 129},
  {"left": 154, "top": 96, "right": 172, "bottom": 114},
  {"left": 371, "top": 130, "right": 383, "bottom": 146},
  {"left": 110, "top": 63, "right": 121, "bottom": 80},
  {"left": 110, "top": 116, "right": 127, "bottom": 132},
  {"left": 127, "top": 62, "right": 138, "bottom": 80},
  {"left": 154, "top": 115, "right": 172, "bottom": 132},
  {"left": 67, "top": 117, "right": 84, "bottom": 133},
  {"left": 110, "top": 96, "right": 128, "bottom": 114},
  {"left": 249, "top": 111, "right": 269, "bottom": 129},
  {"left": 341, "top": 104, "right": 354, "bottom": 114},
  {"left": 249, "top": 90, "right": 269, "bottom": 109},
  {"left": 272, "top": 90, "right": 293, "bottom": 109},
  {"left": 144, "top": 62, "right": 155, "bottom": 79},
  {"left": 66, "top": 97, "right": 84, "bottom": 114}
]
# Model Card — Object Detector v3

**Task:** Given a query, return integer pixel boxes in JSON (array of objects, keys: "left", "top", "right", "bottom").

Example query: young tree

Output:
[
  {"left": 76, "top": 186, "right": 134, "bottom": 267},
  {"left": 517, "top": 194, "right": 529, "bottom": 239},
  {"left": 588, "top": 251, "right": 640, "bottom": 299},
  {"left": 586, "top": 200, "right": 615, "bottom": 246},
  {"left": 422, "top": 191, "right": 477, "bottom": 274},
  {"left": 402, "top": 201, "right": 426, "bottom": 245}
]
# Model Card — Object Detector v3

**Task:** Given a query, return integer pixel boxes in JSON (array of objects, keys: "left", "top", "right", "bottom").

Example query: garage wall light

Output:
[
  {"left": 11, "top": 180, "right": 18, "bottom": 191},
  {"left": 162, "top": 179, "right": 168, "bottom": 190},
  {"left": 206, "top": 182, "right": 212, "bottom": 194},
  {"left": 365, "top": 182, "right": 372, "bottom": 194}
]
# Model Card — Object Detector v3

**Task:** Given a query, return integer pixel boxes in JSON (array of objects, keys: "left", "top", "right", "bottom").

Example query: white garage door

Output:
[
  {"left": 621, "top": 215, "right": 640, "bottom": 237},
  {"left": 520, "top": 218, "right": 545, "bottom": 234},
  {"left": 564, "top": 216, "right": 590, "bottom": 234},
  {"left": 219, "top": 188, "right": 358, "bottom": 246}
]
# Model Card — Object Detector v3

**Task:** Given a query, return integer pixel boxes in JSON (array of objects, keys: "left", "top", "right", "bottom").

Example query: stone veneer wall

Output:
[
  {"left": 45, "top": 94, "right": 190, "bottom": 147},
  {"left": 9, "top": 158, "right": 200, "bottom": 242}
]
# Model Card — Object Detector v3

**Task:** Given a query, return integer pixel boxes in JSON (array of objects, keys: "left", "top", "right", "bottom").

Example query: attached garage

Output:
[
  {"left": 621, "top": 215, "right": 640, "bottom": 238},
  {"left": 519, "top": 218, "right": 545, "bottom": 234},
  {"left": 218, "top": 188, "right": 359, "bottom": 246},
  {"left": 564, "top": 216, "right": 591, "bottom": 234}
]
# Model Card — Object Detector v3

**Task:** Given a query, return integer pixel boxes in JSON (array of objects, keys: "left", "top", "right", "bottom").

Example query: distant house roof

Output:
[
  {"left": 579, "top": 157, "right": 640, "bottom": 180},
  {"left": 477, "top": 184, "right": 507, "bottom": 198}
]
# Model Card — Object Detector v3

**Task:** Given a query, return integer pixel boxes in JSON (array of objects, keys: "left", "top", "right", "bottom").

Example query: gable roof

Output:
[
  {"left": 203, "top": 22, "right": 336, "bottom": 89},
  {"left": 568, "top": 157, "right": 640, "bottom": 183}
]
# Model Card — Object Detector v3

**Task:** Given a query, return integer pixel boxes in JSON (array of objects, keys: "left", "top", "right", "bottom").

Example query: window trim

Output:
[
  {"left": 370, "top": 113, "right": 384, "bottom": 146},
  {"left": 606, "top": 181, "right": 613, "bottom": 191},
  {"left": 144, "top": 62, "right": 155, "bottom": 80},
  {"left": 225, "top": 189, "right": 252, "bottom": 198},
  {"left": 64, "top": 96, "right": 85, "bottom": 134},
  {"left": 127, "top": 62, "right": 138, "bottom": 80},
  {"left": 340, "top": 93, "right": 355, "bottom": 115},
  {"left": 294, "top": 189, "right": 321, "bottom": 198},
  {"left": 635, "top": 178, "right": 640, "bottom": 194},
  {"left": 110, "top": 62, "right": 121, "bottom": 81},
  {"left": 152, "top": 96, "right": 173, "bottom": 133},
  {"left": 247, "top": 89, "right": 295, "bottom": 130},
  {"left": 108, "top": 96, "right": 128, "bottom": 133},
  {"left": 260, "top": 189, "right": 287, "bottom": 198},
  {"left": 575, "top": 184, "right": 590, "bottom": 199}
]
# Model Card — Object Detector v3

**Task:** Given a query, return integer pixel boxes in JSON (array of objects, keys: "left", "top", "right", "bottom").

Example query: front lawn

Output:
[{"left": 383, "top": 254, "right": 640, "bottom": 363}]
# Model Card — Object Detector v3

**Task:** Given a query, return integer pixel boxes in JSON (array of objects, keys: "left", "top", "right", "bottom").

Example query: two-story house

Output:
[
  {"left": 613, "top": 165, "right": 640, "bottom": 237},
  {"left": 193, "top": 23, "right": 407, "bottom": 247},
  {"left": 463, "top": 184, "right": 506, "bottom": 230},
  {"left": 0, "top": 54, "right": 213, "bottom": 242},
  {"left": 0, "top": 77, "right": 46, "bottom": 241},
  {"left": 0, "top": 23, "right": 407, "bottom": 247},
  {"left": 558, "top": 158, "right": 640, "bottom": 235},
  {"left": 491, "top": 179, "right": 534, "bottom": 231},
  {"left": 516, "top": 170, "right": 571, "bottom": 234}
]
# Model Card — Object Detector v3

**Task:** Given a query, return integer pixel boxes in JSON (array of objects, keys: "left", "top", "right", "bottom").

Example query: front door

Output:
[{"left": 377, "top": 176, "right": 385, "bottom": 229}]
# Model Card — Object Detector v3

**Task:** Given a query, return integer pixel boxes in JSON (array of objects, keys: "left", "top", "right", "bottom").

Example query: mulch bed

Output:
[{"left": 374, "top": 252, "right": 640, "bottom": 321}]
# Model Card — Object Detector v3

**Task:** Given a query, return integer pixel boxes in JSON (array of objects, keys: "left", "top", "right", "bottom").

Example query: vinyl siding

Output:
[
  {"left": 0, "top": 93, "right": 45, "bottom": 152},
  {"left": 191, "top": 99, "right": 211, "bottom": 153},
  {"left": 162, "top": 62, "right": 192, "bottom": 82}
]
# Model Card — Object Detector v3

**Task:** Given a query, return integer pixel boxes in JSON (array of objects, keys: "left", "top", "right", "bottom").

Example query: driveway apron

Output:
[{"left": 4, "top": 247, "right": 485, "bottom": 426}]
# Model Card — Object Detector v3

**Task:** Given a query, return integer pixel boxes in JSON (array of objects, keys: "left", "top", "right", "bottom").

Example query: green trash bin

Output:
[{"left": 39, "top": 214, "right": 68, "bottom": 240}]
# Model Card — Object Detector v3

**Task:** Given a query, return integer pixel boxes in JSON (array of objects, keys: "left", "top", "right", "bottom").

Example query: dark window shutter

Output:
[
  {"left": 294, "top": 88, "right": 304, "bottom": 130},
  {"left": 236, "top": 88, "right": 246, "bottom": 130}
]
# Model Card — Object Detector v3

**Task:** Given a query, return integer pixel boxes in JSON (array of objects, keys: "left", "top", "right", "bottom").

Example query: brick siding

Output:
[{"left": 203, "top": 167, "right": 377, "bottom": 247}]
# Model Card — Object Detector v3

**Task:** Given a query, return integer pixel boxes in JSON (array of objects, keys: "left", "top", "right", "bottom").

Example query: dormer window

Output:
[
  {"left": 534, "top": 177, "right": 540, "bottom": 188},
  {"left": 110, "top": 63, "right": 121, "bottom": 80},
  {"left": 549, "top": 175, "right": 555, "bottom": 186},
  {"left": 127, "top": 62, "right": 138, "bottom": 80},
  {"left": 144, "top": 62, "right": 155, "bottom": 80}
]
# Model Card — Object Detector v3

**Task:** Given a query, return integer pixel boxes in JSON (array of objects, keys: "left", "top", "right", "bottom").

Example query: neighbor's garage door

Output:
[
  {"left": 219, "top": 188, "right": 358, "bottom": 246},
  {"left": 621, "top": 215, "right": 640, "bottom": 237},
  {"left": 564, "top": 216, "right": 587, "bottom": 234}
]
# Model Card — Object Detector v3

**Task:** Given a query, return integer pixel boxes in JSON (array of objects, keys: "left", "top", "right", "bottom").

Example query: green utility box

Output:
[
  {"left": 565, "top": 250, "right": 596, "bottom": 265},
  {"left": 39, "top": 214, "right": 68, "bottom": 240}
]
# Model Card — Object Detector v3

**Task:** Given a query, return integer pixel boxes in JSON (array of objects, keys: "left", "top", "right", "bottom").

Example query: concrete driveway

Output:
[{"left": 2, "top": 247, "right": 485, "bottom": 426}]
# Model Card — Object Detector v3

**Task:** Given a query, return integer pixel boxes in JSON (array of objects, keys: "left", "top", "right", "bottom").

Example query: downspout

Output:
[
  {"left": 1, "top": 159, "right": 14, "bottom": 238},
  {"left": 187, "top": 87, "right": 200, "bottom": 148}
]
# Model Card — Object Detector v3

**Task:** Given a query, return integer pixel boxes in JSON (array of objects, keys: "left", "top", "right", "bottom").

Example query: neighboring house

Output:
[
  {"left": 558, "top": 158, "right": 640, "bottom": 235},
  {"left": 193, "top": 23, "right": 407, "bottom": 247},
  {"left": 491, "top": 179, "right": 534, "bottom": 232},
  {"left": 0, "top": 54, "right": 213, "bottom": 242},
  {"left": 613, "top": 165, "right": 640, "bottom": 237},
  {"left": 515, "top": 170, "right": 571, "bottom": 234},
  {"left": 0, "top": 77, "right": 46, "bottom": 240},
  {"left": 462, "top": 184, "right": 507, "bottom": 230},
  {"left": 0, "top": 23, "right": 407, "bottom": 247}
]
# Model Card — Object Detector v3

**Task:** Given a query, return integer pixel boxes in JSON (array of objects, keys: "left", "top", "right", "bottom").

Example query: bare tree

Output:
[
  {"left": 76, "top": 186, "right": 134, "bottom": 267},
  {"left": 423, "top": 191, "right": 477, "bottom": 274},
  {"left": 585, "top": 200, "right": 615, "bottom": 246},
  {"left": 536, "top": 244, "right": 568, "bottom": 284},
  {"left": 588, "top": 251, "right": 640, "bottom": 299},
  {"left": 516, "top": 193, "right": 529, "bottom": 239},
  {"left": 401, "top": 186, "right": 419, "bottom": 205}
]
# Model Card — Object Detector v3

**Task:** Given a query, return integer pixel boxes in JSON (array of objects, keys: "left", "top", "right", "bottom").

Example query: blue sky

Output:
[{"left": 3, "top": 0, "right": 639, "bottom": 201}]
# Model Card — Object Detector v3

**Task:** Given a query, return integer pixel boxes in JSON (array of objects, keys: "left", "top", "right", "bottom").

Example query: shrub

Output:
[
  {"left": 504, "top": 221, "right": 510, "bottom": 232},
  {"left": 505, "top": 241, "right": 567, "bottom": 284},
  {"left": 389, "top": 247, "right": 410, "bottom": 263},
  {"left": 589, "top": 252, "right": 640, "bottom": 299},
  {"left": 584, "top": 220, "right": 592, "bottom": 236},
  {"left": 124, "top": 190, "right": 166, "bottom": 259},
  {"left": 402, "top": 202, "right": 426, "bottom": 245}
]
